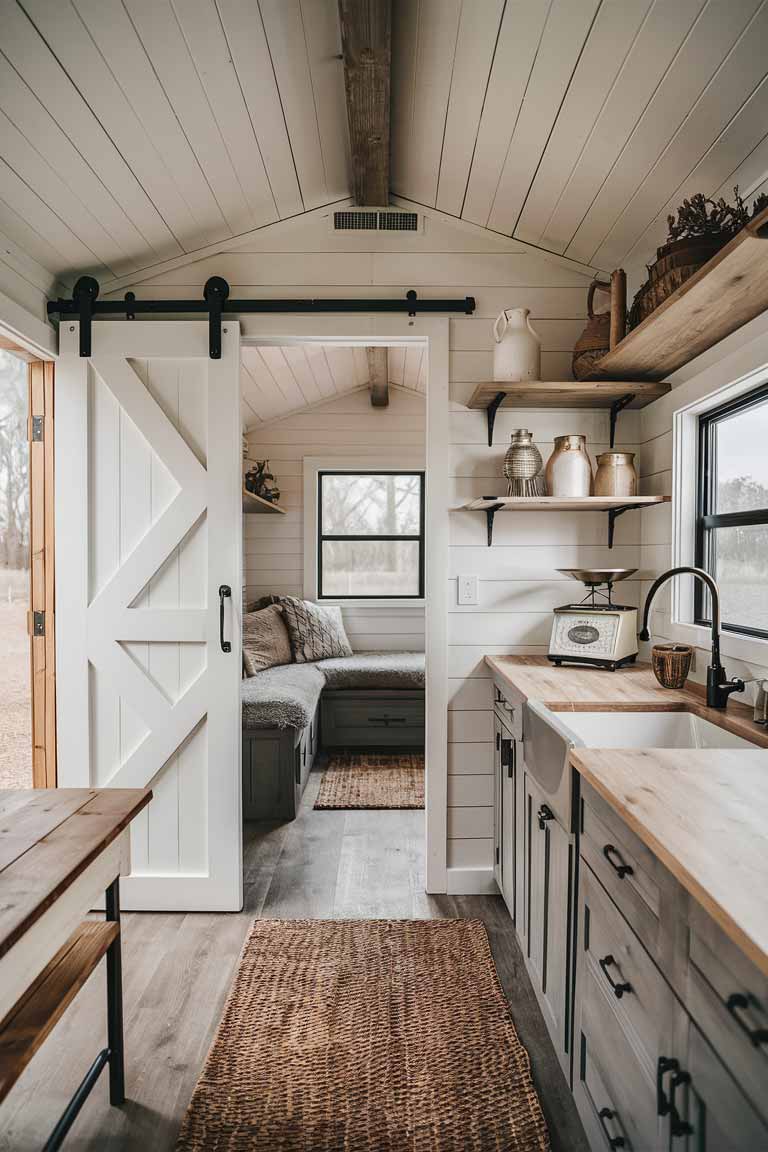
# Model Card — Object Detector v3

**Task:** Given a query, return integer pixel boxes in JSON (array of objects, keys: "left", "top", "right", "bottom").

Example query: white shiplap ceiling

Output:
[
  {"left": 0, "top": 0, "right": 767, "bottom": 294},
  {"left": 241, "top": 344, "right": 426, "bottom": 428}
]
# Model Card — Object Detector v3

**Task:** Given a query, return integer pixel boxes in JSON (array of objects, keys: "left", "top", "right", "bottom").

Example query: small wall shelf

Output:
[
  {"left": 467, "top": 380, "right": 671, "bottom": 447},
  {"left": 587, "top": 203, "right": 768, "bottom": 381},
  {"left": 242, "top": 489, "right": 286, "bottom": 514},
  {"left": 463, "top": 495, "right": 670, "bottom": 547}
]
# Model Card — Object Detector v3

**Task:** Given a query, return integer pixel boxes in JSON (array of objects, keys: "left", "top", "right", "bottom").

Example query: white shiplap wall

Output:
[
  {"left": 638, "top": 315, "right": 768, "bottom": 694},
  {"left": 245, "top": 385, "right": 426, "bottom": 653},
  {"left": 101, "top": 207, "right": 611, "bottom": 889}
]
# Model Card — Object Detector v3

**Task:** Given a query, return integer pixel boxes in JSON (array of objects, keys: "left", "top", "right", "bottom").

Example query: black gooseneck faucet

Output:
[{"left": 638, "top": 565, "right": 745, "bottom": 709}]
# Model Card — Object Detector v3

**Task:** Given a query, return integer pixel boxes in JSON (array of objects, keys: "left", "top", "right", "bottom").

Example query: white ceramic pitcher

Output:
[{"left": 493, "top": 307, "right": 541, "bottom": 382}]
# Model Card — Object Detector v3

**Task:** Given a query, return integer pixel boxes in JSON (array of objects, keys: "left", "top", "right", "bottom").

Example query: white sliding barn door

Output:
[{"left": 56, "top": 322, "right": 242, "bottom": 911}]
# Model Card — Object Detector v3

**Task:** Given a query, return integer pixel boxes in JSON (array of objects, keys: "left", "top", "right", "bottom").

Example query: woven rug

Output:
[
  {"left": 176, "top": 919, "right": 550, "bottom": 1152},
  {"left": 314, "top": 751, "right": 425, "bottom": 810}
]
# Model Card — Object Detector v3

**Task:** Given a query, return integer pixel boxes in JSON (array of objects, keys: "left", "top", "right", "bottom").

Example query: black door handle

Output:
[
  {"left": 219, "top": 584, "right": 232, "bottom": 653},
  {"left": 599, "top": 954, "right": 633, "bottom": 999},
  {"left": 501, "top": 738, "right": 516, "bottom": 778},
  {"left": 603, "top": 843, "right": 633, "bottom": 879},
  {"left": 537, "top": 804, "right": 555, "bottom": 831},
  {"left": 598, "top": 1108, "right": 625, "bottom": 1149},
  {"left": 657, "top": 1057, "right": 693, "bottom": 1138},
  {"left": 726, "top": 993, "right": 768, "bottom": 1046}
]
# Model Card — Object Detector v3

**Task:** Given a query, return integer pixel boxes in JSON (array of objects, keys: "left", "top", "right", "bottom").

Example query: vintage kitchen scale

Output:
[{"left": 548, "top": 569, "right": 639, "bottom": 670}]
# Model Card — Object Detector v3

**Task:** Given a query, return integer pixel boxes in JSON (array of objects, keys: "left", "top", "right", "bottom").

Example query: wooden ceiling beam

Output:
[
  {"left": 338, "top": 0, "right": 391, "bottom": 206},
  {"left": 367, "top": 347, "right": 389, "bottom": 407}
]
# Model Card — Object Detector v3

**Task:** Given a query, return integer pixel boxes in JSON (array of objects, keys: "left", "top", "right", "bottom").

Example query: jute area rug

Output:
[
  {"left": 314, "top": 751, "right": 425, "bottom": 810},
  {"left": 176, "top": 919, "right": 550, "bottom": 1152}
]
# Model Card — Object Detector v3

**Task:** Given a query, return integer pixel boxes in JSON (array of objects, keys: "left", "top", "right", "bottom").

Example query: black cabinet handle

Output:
[
  {"left": 537, "top": 804, "right": 554, "bottom": 831},
  {"left": 218, "top": 584, "right": 231, "bottom": 653},
  {"left": 599, "top": 954, "right": 633, "bottom": 999},
  {"left": 367, "top": 715, "right": 407, "bottom": 725},
  {"left": 603, "top": 843, "right": 633, "bottom": 879},
  {"left": 657, "top": 1057, "right": 693, "bottom": 1139},
  {"left": 598, "top": 1108, "right": 625, "bottom": 1149},
  {"left": 726, "top": 993, "right": 768, "bottom": 1047}
]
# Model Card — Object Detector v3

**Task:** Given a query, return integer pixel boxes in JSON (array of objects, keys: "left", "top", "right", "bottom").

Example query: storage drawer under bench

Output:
[{"left": 321, "top": 689, "right": 424, "bottom": 748}]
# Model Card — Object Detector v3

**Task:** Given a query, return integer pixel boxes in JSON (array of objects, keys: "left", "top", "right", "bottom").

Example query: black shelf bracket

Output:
[
  {"left": 483, "top": 499, "right": 505, "bottom": 546},
  {"left": 607, "top": 504, "right": 636, "bottom": 548},
  {"left": 48, "top": 278, "right": 476, "bottom": 360},
  {"left": 609, "top": 392, "right": 635, "bottom": 448},
  {"left": 486, "top": 392, "right": 506, "bottom": 447}
]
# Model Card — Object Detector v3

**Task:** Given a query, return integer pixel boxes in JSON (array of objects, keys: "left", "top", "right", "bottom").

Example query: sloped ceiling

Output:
[{"left": 0, "top": 0, "right": 767, "bottom": 296}]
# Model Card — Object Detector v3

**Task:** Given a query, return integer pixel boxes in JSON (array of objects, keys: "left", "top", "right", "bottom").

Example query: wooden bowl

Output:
[{"left": 652, "top": 644, "right": 693, "bottom": 690}]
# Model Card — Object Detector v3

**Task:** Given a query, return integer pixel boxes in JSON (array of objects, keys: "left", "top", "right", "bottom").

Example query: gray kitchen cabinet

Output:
[
  {"left": 493, "top": 711, "right": 518, "bottom": 918},
  {"left": 524, "top": 769, "right": 572, "bottom": 1077}
]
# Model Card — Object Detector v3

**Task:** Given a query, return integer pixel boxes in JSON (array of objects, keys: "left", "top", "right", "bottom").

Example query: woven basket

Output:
[{"left": 629, "top": 236, "right": 727, "bottom": 328}]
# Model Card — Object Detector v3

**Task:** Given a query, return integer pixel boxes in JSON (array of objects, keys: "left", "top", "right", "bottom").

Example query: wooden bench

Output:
[{"left": 0, "top": 787, "right": 152, "bottom": 1149}]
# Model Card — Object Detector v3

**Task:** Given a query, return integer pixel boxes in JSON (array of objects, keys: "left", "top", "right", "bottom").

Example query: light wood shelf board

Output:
[
  {"left": 463, "top": 496, "right": 670, "bottom": 512},
  {"left": 242, "top": 490, "right": 286, "bottom": 515},
  {"left": 467, "top": 380, "right": 670, "bottom": 410},
  {"left": 588, "top": 204, "right": 768, "bottom": 381}
]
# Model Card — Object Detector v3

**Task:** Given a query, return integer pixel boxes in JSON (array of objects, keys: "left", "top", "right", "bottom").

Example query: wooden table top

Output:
[
  {"left": 570, "top": 747, "right": 768, "bottom": 978},
  {"left": 0, "top": 789, "right": 152, "bottom": 961}
]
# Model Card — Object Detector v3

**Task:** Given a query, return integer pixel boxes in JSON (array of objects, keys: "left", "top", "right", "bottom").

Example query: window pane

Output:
[
  {"left": 712, "top": 525, "right": 768, "bottom": 631},
  {"left": 321, "top": 474, "right": 421, "bottom": 535},
  {"left": 321, "top": 540, "right": 420, "bottom": 597},
  {"left": 714, "top": 399, "right": 768, "bottom": 512}
]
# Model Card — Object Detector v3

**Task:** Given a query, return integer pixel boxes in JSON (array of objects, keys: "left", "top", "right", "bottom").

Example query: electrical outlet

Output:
[{"left": 458, "top": 574, "right": 478, "bottom": 605}]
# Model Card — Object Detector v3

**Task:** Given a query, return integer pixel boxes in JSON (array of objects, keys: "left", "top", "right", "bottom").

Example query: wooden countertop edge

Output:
[{"left": 569, "top": 749, "right": 768, "bottom": 978}]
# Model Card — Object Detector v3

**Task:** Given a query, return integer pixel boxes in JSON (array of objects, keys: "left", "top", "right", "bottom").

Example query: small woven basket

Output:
[{"left": 651, "top": 644, "right": 693, "bottom": 690}]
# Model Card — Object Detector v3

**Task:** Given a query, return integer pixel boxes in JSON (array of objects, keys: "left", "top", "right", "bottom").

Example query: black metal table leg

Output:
[{"left": 105, "top": 877, "right": 125, "bottom": 1106}]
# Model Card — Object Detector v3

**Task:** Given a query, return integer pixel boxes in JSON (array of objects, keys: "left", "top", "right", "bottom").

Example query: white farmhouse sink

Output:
[{"left": 553, "top": 709, "right": 756, "bottom": 750}]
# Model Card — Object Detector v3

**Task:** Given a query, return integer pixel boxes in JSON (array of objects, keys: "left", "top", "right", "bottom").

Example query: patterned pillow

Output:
[
  {"left": 242, "top": 604, "right": 293, "bottom": 676},
  {"left": 279, "top": 598, "right": 353, "bottom": 663}
]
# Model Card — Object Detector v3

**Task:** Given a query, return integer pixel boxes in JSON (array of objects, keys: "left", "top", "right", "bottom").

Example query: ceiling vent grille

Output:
[{"left": 333, "top": 209, "right": 421, "bottom": 232}]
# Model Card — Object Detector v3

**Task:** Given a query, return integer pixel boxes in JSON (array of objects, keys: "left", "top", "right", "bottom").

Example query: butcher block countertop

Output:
[{"left": 485, "top": 655, "right": 768, "bottom": 975}]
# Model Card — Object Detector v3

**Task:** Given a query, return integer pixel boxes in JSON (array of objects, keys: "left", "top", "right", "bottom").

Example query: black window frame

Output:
[
  {"left": 317, "top": 469, "right": 425, "bottom": 601},
  {"left": 695, "top": 381, "right": 768, "bottom": 639}
]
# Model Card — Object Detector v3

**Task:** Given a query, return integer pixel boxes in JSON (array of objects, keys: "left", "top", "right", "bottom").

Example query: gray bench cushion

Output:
[
  {"left": 317, "top": 651, "right": 425, "bottom": 690},
  {"left": 241, "top": 663, "right": 325, "bottom": 730}
]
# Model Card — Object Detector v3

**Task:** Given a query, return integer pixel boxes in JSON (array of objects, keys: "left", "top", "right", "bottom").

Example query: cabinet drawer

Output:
[
  {"left": 574, "top": 949, "right": 662, "bottom": 1152},
  {"left": 681, "top": 1020, "right": 768, "bottom": 1152},
  {"left": 580, "top": 781, "right": 686, "bottom": 981},
  {"left": 581, "top": 861, "right": 676, "bottom": 1075},
  {"left": 686, "top": 903, "right": 768, "bottom": 1123},
  {"left": 321, "top": 691, "right": 424, "bottom": 748}
]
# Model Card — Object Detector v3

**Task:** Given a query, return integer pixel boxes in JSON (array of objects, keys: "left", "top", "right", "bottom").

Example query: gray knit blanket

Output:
[{"left": 241, "top": 652, "right": 425, "bottom": 730}]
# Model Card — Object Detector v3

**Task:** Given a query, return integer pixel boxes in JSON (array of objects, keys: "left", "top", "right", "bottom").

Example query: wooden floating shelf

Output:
[
  {"left": 587, "top": 203, "right": 768, "bottom": 381},
  {"left": 462, "top": 495, "right": 670, "bottom": 548},
  {"left": 467, "top": 380, "right": 670, "bottom": 446},
  {"left": 242, "top": 489, "right": 286, "bottom": 514}
]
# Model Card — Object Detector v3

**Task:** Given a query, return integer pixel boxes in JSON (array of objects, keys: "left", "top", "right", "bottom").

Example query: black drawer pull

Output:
[
  {"left": 598, "top": 1108, "right": 625, "bottom": 1149},
  {"left": 603, "top": 843, "right": 633, "bottom": 879},
  {"left": 537, "top": 804, "right": 554, "bottom": 831},
  {"left": 501, "top": 737, "right": 516, "bottom": 778},
  {"left": 657, "top": 1057, "right": 693, "bottom": 1138},
  {"left": 367, "top": 715, "right": 407, "bottom": 725},
  {"left": 726, "top": 993, "right": 768, "bottom": 1047},
  {"left": 599, "top": 954, "right": 633, "bottom": 999}
]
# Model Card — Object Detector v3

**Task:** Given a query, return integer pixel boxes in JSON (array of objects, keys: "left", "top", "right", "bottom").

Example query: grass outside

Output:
[{"left": 0, "top": 568, "right": 31, "bottom": 789}]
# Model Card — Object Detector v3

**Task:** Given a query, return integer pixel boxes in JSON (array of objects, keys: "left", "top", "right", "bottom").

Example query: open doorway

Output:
[
  {"left": 0, "top": 340, "right": 55, "bottom": 790},
  {"left": 238, "top": 341, "right": 429, "bottom": 914}
]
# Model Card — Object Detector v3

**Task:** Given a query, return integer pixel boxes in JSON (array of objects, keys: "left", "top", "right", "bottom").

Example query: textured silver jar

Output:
[
  {"left": 545, "top": 434, "right": 593, "bottom": 497},
  {"left": 503, "top": 429, "right": 545, "bottom": 496}
]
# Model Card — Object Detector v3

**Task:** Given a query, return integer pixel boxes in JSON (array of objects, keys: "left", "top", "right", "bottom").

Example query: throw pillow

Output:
[
  {"left": 242, "top": 604, "right": 293, "bottom": 676},
  {"left": 279, "top": 598, "right": 353, "bottom": 663}
]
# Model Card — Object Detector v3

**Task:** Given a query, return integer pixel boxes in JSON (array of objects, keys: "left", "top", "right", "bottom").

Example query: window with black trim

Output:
[
  {"left": 317, "top": 471, "right": 424, "bottom": 599},
  {"left": 696, "top": 383, "right": 768, "bottom": 638}
]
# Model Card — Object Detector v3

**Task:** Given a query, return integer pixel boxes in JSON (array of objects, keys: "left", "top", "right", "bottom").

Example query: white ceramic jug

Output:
[{"left": 493, "top": 307, "right": 541, "bottom": 382}]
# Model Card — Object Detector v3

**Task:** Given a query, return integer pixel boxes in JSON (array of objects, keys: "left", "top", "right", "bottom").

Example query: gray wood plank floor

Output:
[{"left": 0, "top": 770, "right": 588, "bottom": 1151}]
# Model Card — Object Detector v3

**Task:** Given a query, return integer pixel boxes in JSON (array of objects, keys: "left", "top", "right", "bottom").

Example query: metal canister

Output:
[
  {"left": 594, "top": 451, "right": 637, "bottom": 497},
  {"left": 545, "top": 434, "right": 593, "bottom": 497}
]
